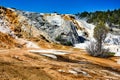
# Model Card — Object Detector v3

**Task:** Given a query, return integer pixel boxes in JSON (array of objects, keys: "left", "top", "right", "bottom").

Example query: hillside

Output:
[
  {"left": 0, "top": 6, "right": 96, "bottom": 48},
  {"left": 0, "top": 6, "right": 120, "bottom": 80},
  {"left": 0, "top": 6, "right": 86, "bottom": 48}
]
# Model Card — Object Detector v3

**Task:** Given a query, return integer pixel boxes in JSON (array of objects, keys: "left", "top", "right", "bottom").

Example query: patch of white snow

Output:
[
  {"left": 41, "top": 54, "right": 57, "bottom": 59},
  {"left": 28, "top": 50, "right": 69, "bottom": 55},
  {"left": 68, "top": 70, "right": 78, "bottom": 75}
]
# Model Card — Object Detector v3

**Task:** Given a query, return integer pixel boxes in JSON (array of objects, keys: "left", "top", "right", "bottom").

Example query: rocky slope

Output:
[
  {"left": 0, "top": 6, "right": 120, "bottom": 53},
  {"left": 0, "top": 6, "right": 92, "bottom": 48},
  {"left": 0, "top": 6, "right": 95, "bottom": 48}
]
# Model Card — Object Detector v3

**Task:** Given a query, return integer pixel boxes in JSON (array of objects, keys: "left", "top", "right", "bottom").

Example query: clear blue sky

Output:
[{"left": 0, "top": 0, "right": 120, "bottom": 14}]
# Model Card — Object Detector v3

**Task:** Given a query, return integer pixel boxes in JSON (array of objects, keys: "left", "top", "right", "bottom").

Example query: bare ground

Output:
[{"left": 0, "top": 48, "right": 120, "bottom": 80}]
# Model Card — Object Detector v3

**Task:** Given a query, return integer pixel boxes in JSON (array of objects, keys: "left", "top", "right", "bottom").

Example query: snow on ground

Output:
[
  {"left": 74, "top": 42, "right": 88, "bottom": 49},
  {"left": 28, "top": 49, "right": 70, "bottom": 55},
  {"left": 68, "top": 70, "right": 78, "bottom": 75},
  {"left": 68, "top": 68, "right": 89, "bottom": 76},
  {"left": 74, "top": 40, "right": 97, "bottom": 49},
  {"left": 41, "top": 54, "right": 57, "bottom": 59}
]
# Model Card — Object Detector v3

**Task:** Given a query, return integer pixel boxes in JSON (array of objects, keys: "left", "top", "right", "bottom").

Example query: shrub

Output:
[
  {"left": 86, "top": 41, "right": 98, "bottom": 56},
  {"left": 86, "top": 41, "right": 114, "bottom": 58},
  {"left": 86, "top": 22, "right": 112, "bottom": 58}
]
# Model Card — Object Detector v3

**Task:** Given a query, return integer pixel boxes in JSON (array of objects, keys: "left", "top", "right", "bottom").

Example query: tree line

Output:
[{"left": 75, "top": 9, "right": 120, "bottom": 29}]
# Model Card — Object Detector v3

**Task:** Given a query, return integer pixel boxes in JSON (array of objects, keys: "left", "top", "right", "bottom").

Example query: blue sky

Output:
[{"left": 0, "top": 0, "right": 120, "bottom": 14}]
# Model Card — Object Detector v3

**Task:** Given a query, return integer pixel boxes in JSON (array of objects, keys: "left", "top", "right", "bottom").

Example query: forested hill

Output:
[{"left": 75, "top": 9, "right": 120, "bottom": 29}]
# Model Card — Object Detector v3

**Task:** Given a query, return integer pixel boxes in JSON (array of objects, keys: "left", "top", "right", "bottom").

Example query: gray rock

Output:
[{"left": 15, "top": 10, "right": 80, "bottom": 45}]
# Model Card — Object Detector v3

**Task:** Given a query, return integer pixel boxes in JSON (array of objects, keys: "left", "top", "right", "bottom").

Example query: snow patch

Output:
[
  {"left": 41, "top": 54, "right": 57, "bottom": 59},
  {"left": 68, "top": 70, "right": 78, "bottom": 75},
  {"left": 73, "top": 68, "right": 87, "bottom": 75},
  {"left": 74, "top": 41, "right": 94, "bottom": 49},
  {"left": 29, "top": 49, "right": 69, "bottom": 55},
  {"left": 74, "top": 43, "right": 87, "bottom": 49},
  {"left": 69, "top": 68, "right": 89, "bottom": 76}
]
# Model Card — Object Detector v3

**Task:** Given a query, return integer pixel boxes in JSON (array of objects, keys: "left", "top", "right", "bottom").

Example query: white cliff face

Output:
[
  {"left": 74, "top": 17, "right": 95, "bottom": 49},
  {"left": 45, "top": 14, "right": 64, "bottom": 26},
  {"left": 19, "top": 11, "right": 80, "bottom": 45},
  {"left": 75, "top": 19, "right": 95, "bottom": 39},
  {"left": 44, "top": 14, "right": 80, "bottom": 44},
  {"left": 0, "top": 6, "right": 81, "bottom": 46}
]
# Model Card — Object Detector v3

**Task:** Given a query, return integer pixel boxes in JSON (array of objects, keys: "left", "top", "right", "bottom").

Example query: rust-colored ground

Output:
[{"left": 0, "top": 48, "right": 120, "bottom": 80}]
